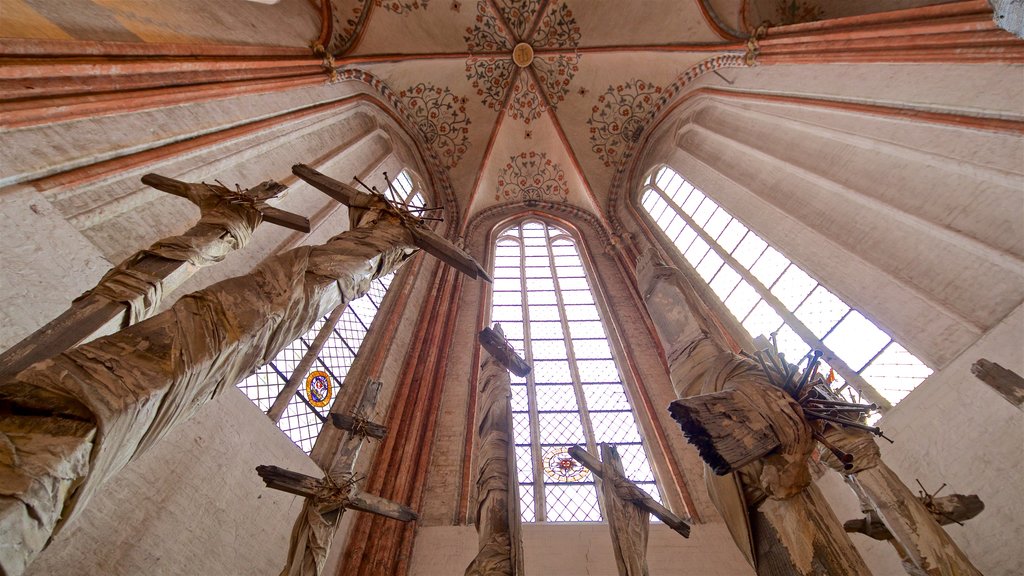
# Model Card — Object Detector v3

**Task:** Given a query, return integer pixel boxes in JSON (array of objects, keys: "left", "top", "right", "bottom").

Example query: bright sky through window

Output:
[
  {"left": 492, "top": 220, "right": 660, "bottom": 522},
  {"left": 641, "top": 166, "right": 932, "bottom": 407}
]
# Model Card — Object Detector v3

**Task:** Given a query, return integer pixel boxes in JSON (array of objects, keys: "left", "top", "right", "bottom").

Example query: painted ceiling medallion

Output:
[
  {"left": 399, "top": 82, "right": 472, "bottom": 169},
  {"left": 512, "top": 43, "right": 534, "bottom": 67},
  {"left": 496, "top": 151, "right": 568, "bottom": 204},
  {"left": 464, "top": 1, "right": 581, "bottom": 123}
]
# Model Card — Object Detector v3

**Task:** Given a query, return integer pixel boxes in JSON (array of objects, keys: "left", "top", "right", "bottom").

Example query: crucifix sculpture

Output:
[
  {"left": 464, "top": 323, "right": 527, "bottom": 576},
  {"left": 0, "top": 174, "right": 310, "bottom": 378},
  {"left": 0, "top": 164, "right": 489, "bottom": 576},
  {"left": 569, "top": 444, "right": 690, "bottom": 576},
  {"left": 259, "top": 380, "right": 404, "bottom": 576},
  {"left": 637, "top": 248, "right": 871, "bottom": 576}
]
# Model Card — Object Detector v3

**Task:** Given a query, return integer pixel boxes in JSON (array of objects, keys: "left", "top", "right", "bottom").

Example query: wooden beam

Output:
[
  {"left": 255, "top": 465, "right": 417, "bottom": 522},
  {"left": 844, "top": 494, "right": 985, "bottom": 541},
  {"left": 667, "top": 390, "right": 781, "bottom": 475},
  {"left": 569, "top": 445, "right": 690, "bottom": 538},
  {"left": 330, "top": 413, "right": 388, "bottom": 440},
  {"left": 479, "top": 324, "right": 531, "bottom": 377},
  {"left": 972, "top": 358, "right": 1024, "bottom": 409},
  {"left": 291, "top": 164, "right": 492, "bottom": 282}
]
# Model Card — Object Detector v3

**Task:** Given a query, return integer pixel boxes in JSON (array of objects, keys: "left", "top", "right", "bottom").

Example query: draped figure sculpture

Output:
[{"left": 637, "top": 248, "right": 870, "bottom": 576}]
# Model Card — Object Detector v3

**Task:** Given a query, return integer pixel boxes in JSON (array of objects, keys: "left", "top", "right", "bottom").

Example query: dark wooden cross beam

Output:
[
  {"left": 0, "top": 173, "right": 310, "bottom": 378},
  {"left": 330, "top": 412, "right": 387, "bottom": 440},
  {"left": 292, "top": 164, "right": 492, "bottom": 282},
  {"left": 256, "top": 465, "right": 416, "bottom": 521},
  {"left": 479, "top": 323, "right": 531, "bottom": 377},
  {"left": 569, "top": 444, "right": 691, "bottom": 538},
  {"left": 845, "top": 493, "right": 984, "bottom": 541}
]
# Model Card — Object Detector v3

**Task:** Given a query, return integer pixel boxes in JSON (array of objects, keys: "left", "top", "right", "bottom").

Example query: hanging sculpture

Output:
[
  {"left": 0, "top": 174, "right": 309, "bottom": 378},
  {"left": 464, "top": 323, "right": 526, "bottom": 576},
  {"left": 0, "top": 164, "right": 489, "bottom": 576},
  {"left": 569, "top": 444, "right": 690, "bottom": 576},
  {"left": 637, "top": 248, "right": 871, "bottom": 576}
]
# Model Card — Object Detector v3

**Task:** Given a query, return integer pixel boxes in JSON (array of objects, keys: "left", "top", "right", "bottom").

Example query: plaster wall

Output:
[
  {"left": 0, "top": 0, "right": 318, "bottom": 46},
  {"left": 23, "top": 387, "right": 320, "bottom": 576},
  {"left": 408, "top": 522, "right": 755, "bottom": 576}
]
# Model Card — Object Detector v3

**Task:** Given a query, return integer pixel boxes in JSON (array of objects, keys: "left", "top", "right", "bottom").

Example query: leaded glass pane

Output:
[
  {"left": 537, "top": 412, "right": 586, "bottom": 445},
  {"left": 236, "top": 272, "right": 397, "bottom": 454},
  {"left": 641, "top": 165, "right": 933, "bottom": 409},
  {"left": 545, "top": 484, "right": 601, "bottom": 522},
  {"left": 495, "top": 219, "right": 661, "bottom": 523},
  {"left": 860, "top": 343, "right": 932, "bottom": 404},
  {"left": 823, "top": 311, "right": 891, "bottom": 371}
]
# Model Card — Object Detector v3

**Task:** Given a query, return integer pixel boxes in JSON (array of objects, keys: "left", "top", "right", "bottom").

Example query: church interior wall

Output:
[
  {"left": 0, "top": 0, "right": 318, "bottom": 47},
  {"left": 21, "top": 386, "right": 322, "bottom": 576},
  {"left": 1, "top": 72, "right": 442, "bottom": 573},
  {"left": 616, "top": 59, "right": 1024, "bottom": 576}
]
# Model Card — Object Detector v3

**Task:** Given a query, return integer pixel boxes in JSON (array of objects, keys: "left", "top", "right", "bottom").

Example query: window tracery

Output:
[
  {"left": 640, "top": 165, "right": 932, "bottom": 408},
  {"left": 492, "top": 219, "right": 660, "bottom": 522}
]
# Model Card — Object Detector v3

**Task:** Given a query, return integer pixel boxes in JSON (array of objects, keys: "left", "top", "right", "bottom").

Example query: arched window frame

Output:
[
  {"left": 236, "top": 168, "right": 428, "bottom": 453},
  {"left": 635, "top": 164, "right": 933, "bottom": 411},
  {"left": 487, "top": 215, "right": 672, "bottom": 523}
]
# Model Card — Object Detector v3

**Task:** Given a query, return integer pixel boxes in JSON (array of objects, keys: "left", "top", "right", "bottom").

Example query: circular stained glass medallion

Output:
[
  {"left": 542, "top": 446, "right": 591, "bottom": 483},
  {"left": 305, "top": 370, "right": 332, "bottom": 408}
]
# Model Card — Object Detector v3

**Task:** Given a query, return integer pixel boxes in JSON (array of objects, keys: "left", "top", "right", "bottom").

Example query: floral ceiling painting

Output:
[
  {"left": 588, "top": 79, "right": 664, "bottom": 168},
  {"left": 464, "top": 0, "right": 581, "bottom": 124},
  {"left": 399, "top": 82, "right": 471, "bottom": 169},
  {"left": 496, "top": 151, "right": 568, "bottom": 204}
]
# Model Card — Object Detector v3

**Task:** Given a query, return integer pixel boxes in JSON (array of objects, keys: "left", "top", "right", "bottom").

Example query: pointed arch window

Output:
[
  {"left": 492, "top": 219, "right": 660, "bottom": 522},
  {"left": 640, "top": 166, "right": 932, "bottom": 408},
  {"left": 235, "top": 170, "right": 424, "bottom": 453}
]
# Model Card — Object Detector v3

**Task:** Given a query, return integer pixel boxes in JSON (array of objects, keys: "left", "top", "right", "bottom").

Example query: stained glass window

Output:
[
  {"left": 493, "top": 220, "right": 661, "bottom": 523},
  {"left": 641, "top": 166, "right": 932, "bottom": 408},
  {"left": 235, "top": 171, "right": 425, "bottom": 453}
]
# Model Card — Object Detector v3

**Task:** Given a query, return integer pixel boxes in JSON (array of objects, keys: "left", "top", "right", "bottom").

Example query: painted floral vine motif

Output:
[
  {"left": 496, "top": 151, "right": 568, "bottom": 203},
  {"left": 494, "top": 0, "right": 542, "bottom": 40},
  {"left": 465, "top": 1, "right": 513, "bottom": 51},
  {"left": 399, "top": 83, "right": 472, "bottom": 169},
  {"left": 774, "top": 0, "right": 823, "bottom": 25},
  {"left": 467, "top": 57, "right": 515, "bottom": 111},
  {"left": 507, "top": 74, "right": 543, "bottom": 124},
  {"left": 532, "top": 2, "right": 581, "bottom": 49},
  {"left": 376, "top": 0, "right": 430, "bottom": 14},
  {"left": 588, "top": 79, "right": 663, "bottom": 168},
  {"left": 532, "top": 54, "right": 579, "bottom": 107},
  {"left": 463, "top": 1, "right": 581, "bottom": 123}
]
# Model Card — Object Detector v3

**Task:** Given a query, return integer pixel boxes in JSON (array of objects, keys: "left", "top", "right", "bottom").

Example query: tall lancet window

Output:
[
  {"left": 491, "top": 220, "right": 660, "bottom": 522},
  {"left": 640, "top": 165, "right": 931, "bottom": 408},
  {"left": 236, "top": 170, "right": 425, "bottom": 453}
]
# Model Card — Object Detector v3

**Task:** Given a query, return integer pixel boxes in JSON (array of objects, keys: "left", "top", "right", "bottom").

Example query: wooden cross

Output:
[
  {"left": 0, "top": 173, "right": 310, "bottom": 378},
  {"left": 465, "top": 323, "right": 528, "bottom": 576},
  {"left": 292, "top": 163, "right": 491, "bottom": 282},
  {"left": 569, "top": 444, "right": 690, "bottom": 576},
  {"left": 479, "top": 323, "right": 531, "bottom": 377},
  {"left": 258, "top": 380, "right": 412, "bottom": 576}
]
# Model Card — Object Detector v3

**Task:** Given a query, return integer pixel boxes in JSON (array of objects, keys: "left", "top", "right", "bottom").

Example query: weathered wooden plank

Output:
[
  {"left": 479, "top": 324, "right": 531, "bottom": 377},
  {"left": 844, "top": 494, "right": 984, "bottom": 541},
  {"left": 569, "top": 445, "right": 690, "bottom": 538},
  {"left": 256, "top": 465, "right": 321, "bottom": 499},
  {"left": 668, "top": 390, "right": 781, "bottom": 475},
  {"left": 972, "top": 358, "right": 1024, "bottom": 409},
  {"left": 347, "top": 490, "right": 418, "bottom": 522},
  {"left": 329, "top": 413, "right": 387, "bottom": 440}
]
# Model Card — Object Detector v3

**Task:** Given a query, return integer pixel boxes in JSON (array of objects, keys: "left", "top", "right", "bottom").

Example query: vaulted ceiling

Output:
[{"left": 328, "top": 0, "right": 749, "bottom": 230}]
